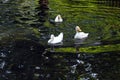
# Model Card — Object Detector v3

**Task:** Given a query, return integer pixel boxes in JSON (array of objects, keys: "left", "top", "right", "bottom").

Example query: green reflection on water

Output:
[
  {"left": 54, "top": 44, "right": 120, "bottom": 53},
  {"left": 0, "top": 0, "right": 120, "bottom": 80},
  {"left": 0, "top": 0, "right": 120, "bottom": 47},
  {"left": 48, "top": 0, "right": 120, "bottom": 45}
]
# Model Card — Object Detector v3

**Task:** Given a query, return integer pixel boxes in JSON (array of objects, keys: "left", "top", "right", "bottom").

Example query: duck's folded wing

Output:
[
  {"left": 74, "top": 32, "right": 89, "bottom": 39},
  {"left": 58, "top": 33, "right": 63, "bottom": 40},
  {"left": 53, "top": 33, "right": 63, "bottom": 43}
]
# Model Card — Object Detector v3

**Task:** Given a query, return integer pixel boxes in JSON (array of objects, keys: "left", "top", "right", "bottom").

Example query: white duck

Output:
[
  {"left": 54, "top": 14, "right": 63, "bottom": 22},
  {"left": 48, "top": 32, "right": 63, "bottom": 44},
  {"left": 74, "top": 26, "right": 89, "bottom": 39}
]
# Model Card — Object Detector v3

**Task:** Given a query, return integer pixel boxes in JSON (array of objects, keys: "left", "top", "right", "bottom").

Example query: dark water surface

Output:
[{"left": 0, "top": 0, "right": 120, "bottom": 80}]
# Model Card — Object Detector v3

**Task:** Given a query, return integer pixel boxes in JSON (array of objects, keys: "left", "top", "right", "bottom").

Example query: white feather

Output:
[
  {"left": 74, "top": 32, "right": 89, "bottom": 39},
  {"left": 48, "top": 32, "right": 63, "bottom": 44},
  {"left": 74, "top": 26, "right": 89, "bottom": 39},
  {"left": 54, "top": 14, "right": 63, "bottom": 22}
]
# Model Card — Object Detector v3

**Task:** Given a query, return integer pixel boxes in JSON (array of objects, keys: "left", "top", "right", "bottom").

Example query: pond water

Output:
[{"left": 0, "top": 0, "right": 120, "bottom": 80}]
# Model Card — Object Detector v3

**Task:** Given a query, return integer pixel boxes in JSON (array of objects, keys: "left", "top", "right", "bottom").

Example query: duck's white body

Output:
[
  {"left": 48, "top": 32, "right": 63, "bottom": 44},
  {"left": 54, "top": 14, "right": 63, "bottom": 22},
  {"left": 74, "top": 26, "right": 89, "bottom": 39},
  {"left": 74, "top": 32, "right": 89, "bottom": 39}
]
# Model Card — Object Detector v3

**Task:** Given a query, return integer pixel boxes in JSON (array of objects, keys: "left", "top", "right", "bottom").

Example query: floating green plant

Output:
[{"left": 53, "top": 44, "right": 120, "bottom": 53}]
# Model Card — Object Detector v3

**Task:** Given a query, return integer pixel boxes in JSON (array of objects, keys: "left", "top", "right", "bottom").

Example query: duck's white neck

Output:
[
  {"left": 48, "top": 38, "right": 54, "bottom": 43},
  {"left": 48, "top": 35, "right": 54, "bottom": 43},
  {"left": 76, "top": 31, "right": 82, "bottom": 33}
]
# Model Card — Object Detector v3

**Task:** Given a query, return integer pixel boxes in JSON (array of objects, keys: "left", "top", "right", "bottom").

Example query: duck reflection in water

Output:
[
  {"left": 74, "top": 26, "right": 89, "bottom": 53},
  {"left": 48, "top": 32, "right": 63, "bottom": 52}
]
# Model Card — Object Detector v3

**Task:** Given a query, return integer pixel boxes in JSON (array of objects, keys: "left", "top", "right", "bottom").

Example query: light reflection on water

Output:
[{"left": 0, "top": 0, "right": 120, "bottom": 80}]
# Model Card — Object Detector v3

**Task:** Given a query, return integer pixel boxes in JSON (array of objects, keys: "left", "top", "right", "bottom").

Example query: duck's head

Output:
[
  {"left": 48, "top": 34, "right": 54, "bottom": 43},
  {"left": 76, "top": 26, "right": 82, "bottom": 32},
  {"left": 50, "top": 34, "right": 54, "bottom": 39},
  {"left": 58, "top": 14, "right": 62, "bottom": 18}
]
